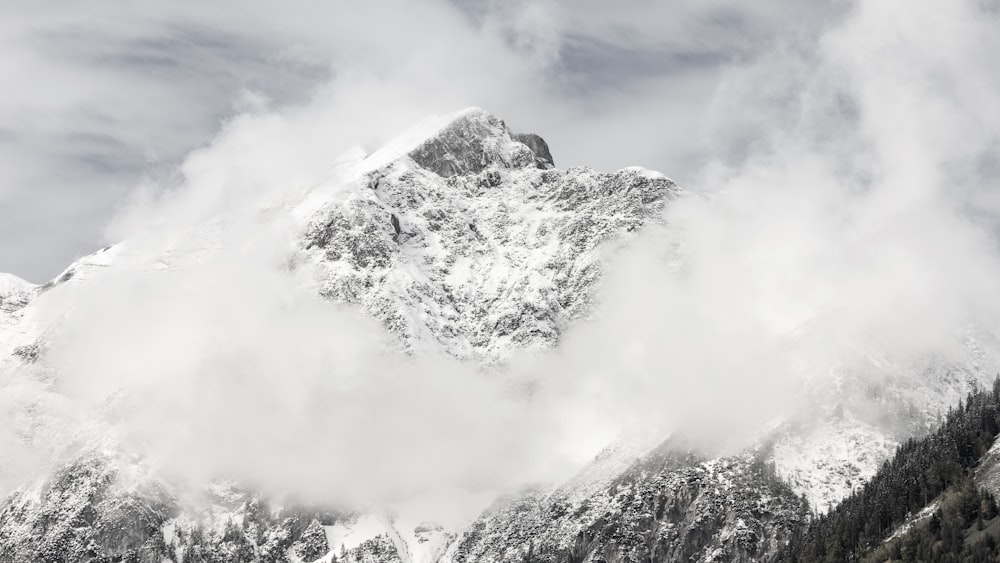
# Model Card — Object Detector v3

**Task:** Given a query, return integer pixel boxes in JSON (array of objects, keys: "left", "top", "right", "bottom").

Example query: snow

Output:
[
  {"left": 884, "top": 501, "right": 939, "bottom": 543},
  {"left": 358, "top": 107, "right": 484, "bottom": 174},
  {"left": 0, "top": 273, "right": 33, "bottom": 296},
  {"left": 556, "top": 429, "right": 665, "bottom": 506},
  {"left": 976, "top": 434, "right": 1000, "bottom": 498},
  {"left": 329, "top": 145, "right": 369, "bottom": 173},
  {"left": 772, "top": 415, "right": 897, "bottom": 514},
  {"left": 619, "top": 166, "right": 672, "bottom": 182},
  {"left": 162, "top": 521, "right": 176, "bottom": 545},
  {"left": 0, "top": 272, "right": 35, "bottom": 333},
  {"left": 325, "top": 514, "right": 386, "bottom": 554}
]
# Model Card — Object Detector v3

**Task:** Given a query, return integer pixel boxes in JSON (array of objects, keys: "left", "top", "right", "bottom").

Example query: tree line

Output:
[{"left": 777, "top": 377, "right": 1000, "bottom": 562}]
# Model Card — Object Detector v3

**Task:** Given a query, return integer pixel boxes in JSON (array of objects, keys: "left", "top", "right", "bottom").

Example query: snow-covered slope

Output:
[{"left": 0, "top": 274, "right": 34, "bottom": 333}]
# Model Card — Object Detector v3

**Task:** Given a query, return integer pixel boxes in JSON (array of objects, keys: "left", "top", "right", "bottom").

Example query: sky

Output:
[{"left": 0, "top": 0, "right": 842, "bottom": 283}]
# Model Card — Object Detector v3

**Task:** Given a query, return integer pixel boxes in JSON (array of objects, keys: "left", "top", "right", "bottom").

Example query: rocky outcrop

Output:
[
  {"left": 0, "top": 274, "right": 34, "bottom": 331},
  {"left": 0, "top": 454, "right": 176, "bottom": 563},
  {"left": 513, "top": 133, "right": 554, "bottom": 168},
  {"left": 449, "top": 441, "right": 808, "bottom": 563},
  {"left": 407, "top": 109, "right": 551, "bottom": 178}
]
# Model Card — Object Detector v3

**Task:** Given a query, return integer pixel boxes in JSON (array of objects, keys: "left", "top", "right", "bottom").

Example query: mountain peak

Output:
[
  {"left": 0, "top": 273, "right": 35, "bottom": 328},
  {"left": 356, "top": 107, "right": 554, "bottom": 178},
  {"left": 390, "top": 108, "right": 551, "bottom": 178},
  {"left": 0, "top": 273, "right": 33, "bottom": 296}
]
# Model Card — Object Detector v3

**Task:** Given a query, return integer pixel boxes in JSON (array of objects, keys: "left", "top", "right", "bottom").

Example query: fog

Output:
[{"left": 2, "top": 0, "right": 1000, "bottom": 517}]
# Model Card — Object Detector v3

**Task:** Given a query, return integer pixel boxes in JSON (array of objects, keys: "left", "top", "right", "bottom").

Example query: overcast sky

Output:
[{"left": 0, "top": 0, "right": 845, "bottom": 282}]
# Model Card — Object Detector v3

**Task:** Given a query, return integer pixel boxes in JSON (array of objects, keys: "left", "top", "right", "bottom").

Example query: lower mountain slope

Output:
[
  {"left": 778, "top": 377, "right": 1000, "bottom": 562},
  {"left": 448, "top": 446, "right": 808, "bottom": 563}
]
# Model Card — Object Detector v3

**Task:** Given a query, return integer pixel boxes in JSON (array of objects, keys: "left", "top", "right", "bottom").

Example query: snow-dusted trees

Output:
[{"left": 779, "top": 376, "right": 1000, "bottom": 562}]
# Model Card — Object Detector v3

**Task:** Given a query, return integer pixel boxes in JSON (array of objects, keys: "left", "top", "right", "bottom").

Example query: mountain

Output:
[
  {"left": 0, "top": 108, "right": 999, "bottom": 563},
  {"left": 779, "top": 379, "right": 1000, "bottom": 562},
  {"left": 0, "top": 274, "right": 33, "bottom": 332}
]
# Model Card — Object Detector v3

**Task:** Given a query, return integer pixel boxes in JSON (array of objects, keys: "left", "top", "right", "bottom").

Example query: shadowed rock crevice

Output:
[{"left": 513, "top": 133, "right": 554, "bottom": 168}]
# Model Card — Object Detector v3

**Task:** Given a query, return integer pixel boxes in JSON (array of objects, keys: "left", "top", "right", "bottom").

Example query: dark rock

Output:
[
  {"left": 408, "top": 110, "right": 508, "bottom": 177},
  {"left": 302, "top": 206, "right": 396, "bottom": 270},
  {"left": 514, "top": 133, "right": 555, "bottom": 168},
  {"left": 451, "top": 439, "right": 808, "bottom": 563},
  {"left": 0, "top": 454, "right": 177, "bottom": 563},
  {"left": 480, "top": 170, "right": 502, "bottom": 188},
  {"left": 11, "top": 342, "right": 41, "bottom": 363}
]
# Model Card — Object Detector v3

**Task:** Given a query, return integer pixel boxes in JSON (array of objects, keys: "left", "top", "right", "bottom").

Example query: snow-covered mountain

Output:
[
  {"left": 1, "top": 108, "right": 999, "bottom": 563},
  {"left": 0, "top": 274, "right": 33, "bottom": 332}
]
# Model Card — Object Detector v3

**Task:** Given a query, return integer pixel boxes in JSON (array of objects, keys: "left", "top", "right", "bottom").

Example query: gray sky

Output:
[{"left": 0, "top": 0, "right": 842, "bottom": 282}]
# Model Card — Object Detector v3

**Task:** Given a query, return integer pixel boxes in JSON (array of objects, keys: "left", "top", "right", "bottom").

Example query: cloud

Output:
[
  {"left": 40, "top": 247, "right": 563, "bottom": 504},
  {"left": 490, "top": 0, "right": 1000, "bottom": 454},
  {"left": 0, "top": 3, "right": 330, "bottom": 282}
]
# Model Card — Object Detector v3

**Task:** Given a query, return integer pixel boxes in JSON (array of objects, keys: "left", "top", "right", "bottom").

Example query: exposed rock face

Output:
[
  {"left": 0, "top": 451, "right": 401, "bottom": 563},
  {"left": 449, "top": 442, "right": 808, "bottom": 563},
  {"left": 0, "top": 454, "right": 176, "bottom": 563},
  {"left": 0, "top": 274, "right": 34, "bottom": 332},
  {"left": 513, "top": 133, "right": 554, "bottom": 168},
  {"left": 407, "top": 110, "right": 548, "bottom": 178}
]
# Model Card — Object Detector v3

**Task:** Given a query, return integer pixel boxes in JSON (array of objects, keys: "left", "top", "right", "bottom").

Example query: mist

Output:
[{"left": 2, "top": 0, "right": 1000, "bottom": 518}]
